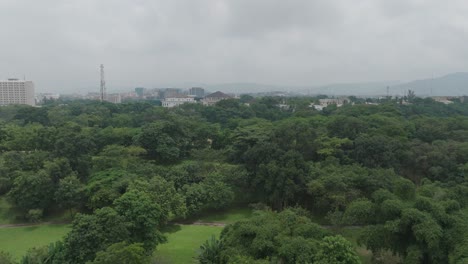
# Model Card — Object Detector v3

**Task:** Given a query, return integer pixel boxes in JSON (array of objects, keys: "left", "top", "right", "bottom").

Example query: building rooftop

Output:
[{"left": 205, "top": 91, "right": 232, "bottom": 98}]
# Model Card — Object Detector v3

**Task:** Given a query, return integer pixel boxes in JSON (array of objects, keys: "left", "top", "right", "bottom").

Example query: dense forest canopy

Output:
[{"left": 1, "top": 96, "right": 468, "bottom": 263}]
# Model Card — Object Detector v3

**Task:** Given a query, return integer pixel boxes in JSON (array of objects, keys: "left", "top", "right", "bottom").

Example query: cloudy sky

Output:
[{"left": 1, "top": 0, "right": 468, "bottom": 93}]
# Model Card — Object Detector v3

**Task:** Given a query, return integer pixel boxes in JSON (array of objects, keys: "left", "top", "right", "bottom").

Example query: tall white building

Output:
[{"left": 0, "top": 79, "right": 35, "bottom": 106}]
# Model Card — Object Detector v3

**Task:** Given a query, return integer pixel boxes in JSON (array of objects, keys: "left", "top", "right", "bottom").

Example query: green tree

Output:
[
  {"left": 8, "top": 170, "right": 54, "bottom": 212},
  {"left": 114, "top": 190, "right": 166, "bottom": 252},
  {"left": 55, "top": 174, "right": 85, "bottom": 217},
  {"left": 63, "top": 207, "right": 130, "bottom": 263},
  {"left": 88, "top": 242, "right": 148, "bottom": 264},
  {"left": 135, "top": 121, "right": 191, "bottom": 162},
  {"left": 315, "top": 235, "right": 361, "bottom": 264}
]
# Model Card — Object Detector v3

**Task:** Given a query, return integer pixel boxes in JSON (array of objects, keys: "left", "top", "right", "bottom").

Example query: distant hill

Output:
[
  {"left": 391, "top": 72, "right": 468, "bottom": 96},
  {"left": 204, "top": 83, "right": 294, "bottom": 94},
  {"left": 309, "top": 81, "right": 401, "bottom": 96},
  {"left": 207, "top": 73, "right": 468, "bottom": 97}
]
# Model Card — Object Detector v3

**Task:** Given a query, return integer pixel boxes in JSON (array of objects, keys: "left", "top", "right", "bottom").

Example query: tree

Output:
[
  {"left": 8, "top": 170, "right": 54, "bottom": 212},
  {"left": 89, "top": 242, "right": 149, "bottom": 264},
  {"left": 114, "top": 190, "right": 166, "bottom": 252},
  {"left": 129, "top": 177, "right": 187, "bottom": 221},
  {"left": 62, "top": 207, "right": 130, "bottom": 263},
  {"left": 342, "top": 199, "right": 375, "bottom": 225},
  {"left": 55, "top": 174, "right": 85, "bottom": 217},
  {"left": 218, "top": 210, "right": 330, "bottom": 263},
  {"left": 135, "top": 121, "right": 190, "bottom": 162},
  {"left": 315, "top": 235, "right": 361, "bottom": 264}
]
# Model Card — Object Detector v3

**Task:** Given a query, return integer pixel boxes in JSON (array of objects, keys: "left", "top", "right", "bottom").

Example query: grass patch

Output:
[
  {"left": 194, "top": 207, "right": 252, "bottom": 224},
  {"left": 0, "top": 224, "right": 71, "bottom": 260},
  {"left": 154, "top": 224, "right": 223, "bottom": 264},
  {"left": 336, "top": 227, "right": 372, "bottom": 264}
]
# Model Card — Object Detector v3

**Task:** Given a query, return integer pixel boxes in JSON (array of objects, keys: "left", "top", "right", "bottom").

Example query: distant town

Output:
[{"left": 2, "top": 77, "right": 468, "bottom": 112}]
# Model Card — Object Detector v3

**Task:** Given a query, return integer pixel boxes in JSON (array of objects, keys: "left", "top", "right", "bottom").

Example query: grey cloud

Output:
[{"left": 1, "top": 0, "right": 468, "bottom": 92}]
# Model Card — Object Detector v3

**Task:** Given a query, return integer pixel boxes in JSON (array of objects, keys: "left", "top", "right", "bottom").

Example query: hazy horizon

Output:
[{"left": 2, "top": 1, "right": 468, "bottom": 93}]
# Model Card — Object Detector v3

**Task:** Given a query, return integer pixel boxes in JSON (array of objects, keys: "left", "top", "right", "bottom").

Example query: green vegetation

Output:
[
  {"left": 1, "top": 96, "right": 468, "bottom": 263},
  {"left": 0, "top": 196, "right": 19, "bottom": 224},
  {"left": 154, "top": 225, "right": 223, "bottom": 264},
  {"left": 0, "top": 225, "right": 70, "bottom": 260},
  {"left": 193, "top": 207, "right": 252, "bottom": 224},
  {"left": 337, "top": 228, "right": 372, "bottom": 264}
]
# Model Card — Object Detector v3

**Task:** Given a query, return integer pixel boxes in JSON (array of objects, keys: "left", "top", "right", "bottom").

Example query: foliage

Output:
[
  {"left": 198, "top": 235, "right": 226, "bottom": 264},
  {"left": 88, "top": 242, "right": 148, "bottom": 264},
  {"left": 0, "top": 98, "right": 468, "bottom": 262},
  {"left": 62, "top": 207, "right": 130, "bottom": 263},
  {"left": 113, "top": 190, "right": 166, "bottom": 252},
  {"left": 315, "top": 235, "right": 361, "bottom": 264},
  {"left": 0, "top": 251, "right": 16, "bottom": 264},
  {"left": 26, "top": 209, "right": 43, "bottom": 223},
  {"left": 218, "top": 210, "right": 331, "bottom": 263}
]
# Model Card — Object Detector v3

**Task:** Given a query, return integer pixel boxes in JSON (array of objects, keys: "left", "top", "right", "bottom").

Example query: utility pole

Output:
[{"left": 100, "top": 64, "right": 106, "bottom": 102}]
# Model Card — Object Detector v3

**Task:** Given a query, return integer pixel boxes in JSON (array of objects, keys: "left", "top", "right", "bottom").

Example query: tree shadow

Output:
[{"left": 162, "top": 224, "right": 182, "bottom": 234}]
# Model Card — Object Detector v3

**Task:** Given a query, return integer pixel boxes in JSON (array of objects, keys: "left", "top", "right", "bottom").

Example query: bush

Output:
[
  {"left": 26, "top": 209, "right": 43, "bottom": 223},
  {"left": 0, "top": 251, "right": 17, "bottom": 264}
]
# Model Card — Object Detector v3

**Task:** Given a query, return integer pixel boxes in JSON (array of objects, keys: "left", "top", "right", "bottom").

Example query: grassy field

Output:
[
  {"left": 153, "top": 225, "right": 223, "bottom": 264},
  {"left": 0, "top": 224, "right": 71, "bottom": 260}
]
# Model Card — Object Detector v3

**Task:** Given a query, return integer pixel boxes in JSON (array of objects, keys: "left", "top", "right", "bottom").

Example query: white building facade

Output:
[
  {"left": 0, "top": 79, "right": 35, "bottom": 106},
  {"left": 162, "top": 96, "right": 195, "bottom": 107}
]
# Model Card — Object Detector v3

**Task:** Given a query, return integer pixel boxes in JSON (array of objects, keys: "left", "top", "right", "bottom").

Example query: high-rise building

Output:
[
  {"left": 189, "top": 87, "right": 205, "bottom": 98},
  {"left": 0, "top": 79, "right": 35, "bottom": 106},
  {"left": 135, "top": 87, "right": 145, "bottom": 97}
]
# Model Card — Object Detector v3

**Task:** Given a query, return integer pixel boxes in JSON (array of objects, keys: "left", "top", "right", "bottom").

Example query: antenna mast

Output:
[{"left": 100, "top": 64, "right": 106, "bottom": 102}]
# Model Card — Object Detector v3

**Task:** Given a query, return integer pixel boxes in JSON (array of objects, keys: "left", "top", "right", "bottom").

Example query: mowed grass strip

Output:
[
  {"left": 0, "top": 224, "right": 71, "bottom": 260},
  {"left": 154, "top": 225, "right": 223, "bottom": 264}
]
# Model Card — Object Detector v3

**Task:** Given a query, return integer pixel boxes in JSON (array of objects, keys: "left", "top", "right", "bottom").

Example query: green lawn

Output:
[
  {"left": 154, "top": 225, "right": 223, "bottom": 264},
  {"left": 0, "top": 224, "right": 71, "bottom": 260}
]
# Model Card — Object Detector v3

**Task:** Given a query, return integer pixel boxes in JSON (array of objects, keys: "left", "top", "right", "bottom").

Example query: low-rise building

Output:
[
  {"left": 201, "top": 91, "right": 232, "bottom": 106},
  {"left": 310, "top": 98, "right": 349, "bottom": 111},
  {"left": 431, "top": 96, "right": 454, "bottom": 105},
  {"left": 162, "top": 95, "right": 195, "bottom": 107},
  {"left": 106, "top": 93, "right": 122, "bottom": 104}
]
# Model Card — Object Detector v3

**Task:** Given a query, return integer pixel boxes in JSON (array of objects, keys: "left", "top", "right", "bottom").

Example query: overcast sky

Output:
[{"left": 1, "top": 0, "right": 468, "bottom": 93}]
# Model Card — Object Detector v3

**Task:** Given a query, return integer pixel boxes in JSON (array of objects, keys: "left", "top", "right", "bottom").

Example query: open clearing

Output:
[
  {"left": 1, "top": 205, "right": 372, "bottom": 263},
  {"left": 0, "top": 224, "right": 71, "bottom": 260},
  {"left": 153, "top": 225, "right": 223, "bottom": 264}
]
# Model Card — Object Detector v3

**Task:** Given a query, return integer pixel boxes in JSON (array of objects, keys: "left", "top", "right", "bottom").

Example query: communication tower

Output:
[{"left": 100, "top": 64, "right": 106, "bottom": 102}]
